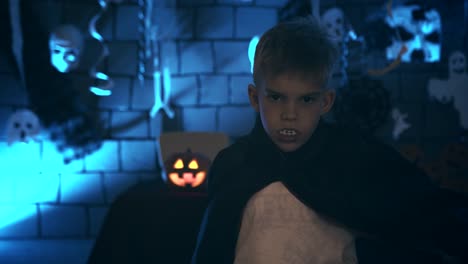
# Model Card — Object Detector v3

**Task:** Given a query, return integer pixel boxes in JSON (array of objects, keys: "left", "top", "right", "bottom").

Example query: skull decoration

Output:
[
  {"left": 321, "top": 8, "right": 346, "bottom": 44},
  {"left": 164, "top": 149, "right": 210, "bottom": 190},
  {"left": 385, "top": 5, "right": 441, "bottom": 63},
  {"left": 49, "top": 24, "right": 83, "bottom": 73},
  {"left": 6, "top": 109, "right": 41, "bottom": 146}
]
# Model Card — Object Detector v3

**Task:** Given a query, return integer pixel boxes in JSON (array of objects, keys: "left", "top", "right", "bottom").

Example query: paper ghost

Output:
[
  {"left": 6, "top": 109, "right": 41, "bottom": 146},
  {"left": 428, "top": 51, "right": 468, "bottom": 129}
]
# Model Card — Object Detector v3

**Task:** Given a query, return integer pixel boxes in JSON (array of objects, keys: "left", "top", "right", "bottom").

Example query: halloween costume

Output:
[{"left": 191, "top": 117, "right": 468, "bottom": 264}]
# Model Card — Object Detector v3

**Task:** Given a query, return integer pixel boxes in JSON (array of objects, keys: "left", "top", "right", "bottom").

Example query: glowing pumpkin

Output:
[{"left": 164, "top": 149, "right": 210, "bottom": 189}]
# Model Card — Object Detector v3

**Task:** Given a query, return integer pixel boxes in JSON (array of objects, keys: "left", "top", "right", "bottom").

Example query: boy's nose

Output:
[{"left": 281, "top": 103, "right": 297, "bottom": 120}]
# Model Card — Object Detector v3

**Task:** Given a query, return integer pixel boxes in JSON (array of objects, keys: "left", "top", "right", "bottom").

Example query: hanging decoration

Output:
[
  {"left": 8, "top": 0, "right": 25, "bottom": 87},
  {"left": 391, "top": 107, "right": 411, "bottom": 141},
  {"left": 248, "top": 35, "right": 259, "bottom": 74},
  {"left": 146, "top": 0, "right": 174, "bottom": 119},
  {"left": 137, "top": 0, "right": 147, "bottom": 89},
  {"left": 383, "top": 3, "right": 441, "bottom": 63},
  {"left": 428, "top": 50, "right": 468, "bottom": 130},
  {"left": 6, "top": 109, "right": 41, "bottom": 146},
  {"left": 49, "top": 24, "right": 84, "bottom": 73},
  {"left": 88, "top": 0, "right": 114, "bottom": 96},
  {"left": 333, "top": 77, "right": 391, "bottom": 135},
  {"left": 320, "top": 7, "right": 358, "bottom": 88}
]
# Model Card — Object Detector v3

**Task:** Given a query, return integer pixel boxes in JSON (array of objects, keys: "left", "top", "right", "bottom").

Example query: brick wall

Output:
[{"left": 0, "top": 0, "right": 466, "bottom": 263}]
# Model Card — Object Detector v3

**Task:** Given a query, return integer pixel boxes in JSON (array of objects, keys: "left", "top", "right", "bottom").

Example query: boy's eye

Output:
[
  {"left": 302, "top": 96, "right": 317, "bottom": 103},
  {"left": 268, "top": 94, "right": 281, "bottom": 101}
]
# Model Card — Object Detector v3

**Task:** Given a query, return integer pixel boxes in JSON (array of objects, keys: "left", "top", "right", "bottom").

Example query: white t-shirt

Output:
[{"left": 234, "top": 181, "right": 358, "bottom": 264}]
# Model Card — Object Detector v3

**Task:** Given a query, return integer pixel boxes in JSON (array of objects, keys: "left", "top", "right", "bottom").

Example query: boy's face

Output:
[{"left": 248, "top": 73, "right": 335, "bottom": 152}]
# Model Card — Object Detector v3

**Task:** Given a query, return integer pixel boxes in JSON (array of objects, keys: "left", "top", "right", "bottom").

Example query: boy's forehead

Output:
[{"left": 261, "top": 72, "right": 324, "bottom": 92}]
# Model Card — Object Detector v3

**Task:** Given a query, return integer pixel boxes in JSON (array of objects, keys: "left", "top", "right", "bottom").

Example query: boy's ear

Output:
[
  {"left": 248, "top": 84, "right": 260, "bottom": 112},
  {"left": 320, "top": 90, "right": 336, "bottom": 115}
]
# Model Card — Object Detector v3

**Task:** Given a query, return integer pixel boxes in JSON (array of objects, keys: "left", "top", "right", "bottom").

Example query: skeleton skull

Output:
[
  {"left": 6, "top": 109, "right": 41, "bottom": 146},
  {"left": 385, "top": 5, "right": 441, "bottom": 63},
  {"left": 449, "top": 51, "right": 466, "bottom": 77},
  {"left": 49, "top": 24, "right": 83, "bottom": 73},
  {"left": 321, "top": 8, "right": 346, "bottom": 44}
]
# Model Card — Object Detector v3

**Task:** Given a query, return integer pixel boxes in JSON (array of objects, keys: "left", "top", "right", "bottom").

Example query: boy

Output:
[{"left": 191, "top": 18, "right": 468, "bottom": 264}]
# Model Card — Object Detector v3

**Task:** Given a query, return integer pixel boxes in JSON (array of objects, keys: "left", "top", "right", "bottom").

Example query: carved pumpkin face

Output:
[{"left": 164, "top": 149, "right": 210, "bottom": 189}]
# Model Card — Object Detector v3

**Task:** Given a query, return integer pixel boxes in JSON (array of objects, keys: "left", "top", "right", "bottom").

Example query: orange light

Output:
[
  {"left": 192, "top": 171, "right": 206, "bottom": 187},
  {"left": 188, "top": 159, "right": 199, "bottom": 169},
  {"left": 169, "top": 172, "right": 185, "bottom": 187},
  {"left": 173, "top": 159, "right": 184, "bottom": 169}
]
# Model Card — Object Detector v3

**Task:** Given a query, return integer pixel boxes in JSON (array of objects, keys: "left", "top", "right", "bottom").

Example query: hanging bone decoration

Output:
[
  {"left": 88, "top": 0, "right": 114, "bottom": 96},
  {"left": 428, "top": 51, "right": 468, "bottom": 129},
  {"left": 384, "top": 3, "right": 441, "bottom": 63},
  {"left": 147, "top": 0, "right": 175, "bottom": 119},
  {"left": 6, "top": 109, "right": 41, "bottom": 146},
  {"left": 391, "top": 107, "right": 411, "bottom": 141},
  {"left": 49, "top": 24, "right": 83, "bottom": 73}
]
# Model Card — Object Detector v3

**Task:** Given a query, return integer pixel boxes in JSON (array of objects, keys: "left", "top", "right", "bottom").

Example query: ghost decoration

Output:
[
  {"left": 428, "top": 51, "right": 468, "bottom": 129},
  {"left": 391, "top": 108, "right": 411, "bottom": 141},
  {"left": 385, "top": 4, "right": 441, "bottom": 63},
  {"left": 49, "top": 24, "right": 84, "bottom": 73},
  {"left": 6, "top": 110, "right": 41, "bottom": 146}
]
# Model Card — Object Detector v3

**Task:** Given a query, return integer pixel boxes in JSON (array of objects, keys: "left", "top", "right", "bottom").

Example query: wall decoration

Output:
[
  {"left": 428, "top": 51, "right": 468, "bottom": 130},
  {"left": 333, "top": 77, "right": 391, "bottom": 135},
  {"left": 88, "top": 0, "right": 114, "bottom": 96},
  {"left": 49, "top": 24, "right": 83, "bottom": 73},
  {"left": 384, "top": 4, "right": 441, "bottom": 63},
  {"left": 6, "top": 109, "right": 41, "bottom": 146},
  {"left": 164, "top": 149, "right": 210, "bottom": 190},
  {"left": 391, "top": 107, "right": 411, "bottom": 141}
]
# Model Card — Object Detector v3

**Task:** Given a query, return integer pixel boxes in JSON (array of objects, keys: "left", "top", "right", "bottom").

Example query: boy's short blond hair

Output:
[{"left": 253, "top": 17, "right": 338, "bottom": 89}]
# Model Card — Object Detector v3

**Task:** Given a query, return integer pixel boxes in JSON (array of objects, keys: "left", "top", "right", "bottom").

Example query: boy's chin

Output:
[{"left": 274, "top": 140, "right": 303, "bottom": 153}]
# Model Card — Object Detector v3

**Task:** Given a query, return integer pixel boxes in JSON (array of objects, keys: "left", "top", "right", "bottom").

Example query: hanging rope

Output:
[
  {"left": 88, "top": 0, "right": 113, "bottom": 96},
  {"left": 137, "top": 0, "right": 147, "bottom": 89}
]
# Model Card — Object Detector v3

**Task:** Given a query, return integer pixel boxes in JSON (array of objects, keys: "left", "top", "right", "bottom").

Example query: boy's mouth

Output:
[{"left": 278, "top": 128, "right": 297, "bottom": 136}]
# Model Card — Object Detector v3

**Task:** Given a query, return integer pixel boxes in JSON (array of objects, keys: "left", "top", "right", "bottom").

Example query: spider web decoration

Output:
[{"left": 333, "top": 77, "right": 392, "bottom": 135}]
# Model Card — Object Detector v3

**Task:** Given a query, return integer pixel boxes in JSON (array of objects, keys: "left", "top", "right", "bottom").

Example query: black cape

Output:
[{"left": 192, "top": 117, "right": 468, "bottom": 264}]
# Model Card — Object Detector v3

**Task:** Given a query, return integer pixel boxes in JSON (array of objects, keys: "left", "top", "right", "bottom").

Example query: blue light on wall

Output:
[{"left": 0, "top": 139, "right": 112, "bottom": 233}]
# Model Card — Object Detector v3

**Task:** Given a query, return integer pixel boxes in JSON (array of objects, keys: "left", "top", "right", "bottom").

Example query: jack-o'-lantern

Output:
[{"left": 164, "top": 149, "right": 211, "bottom": 190}]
